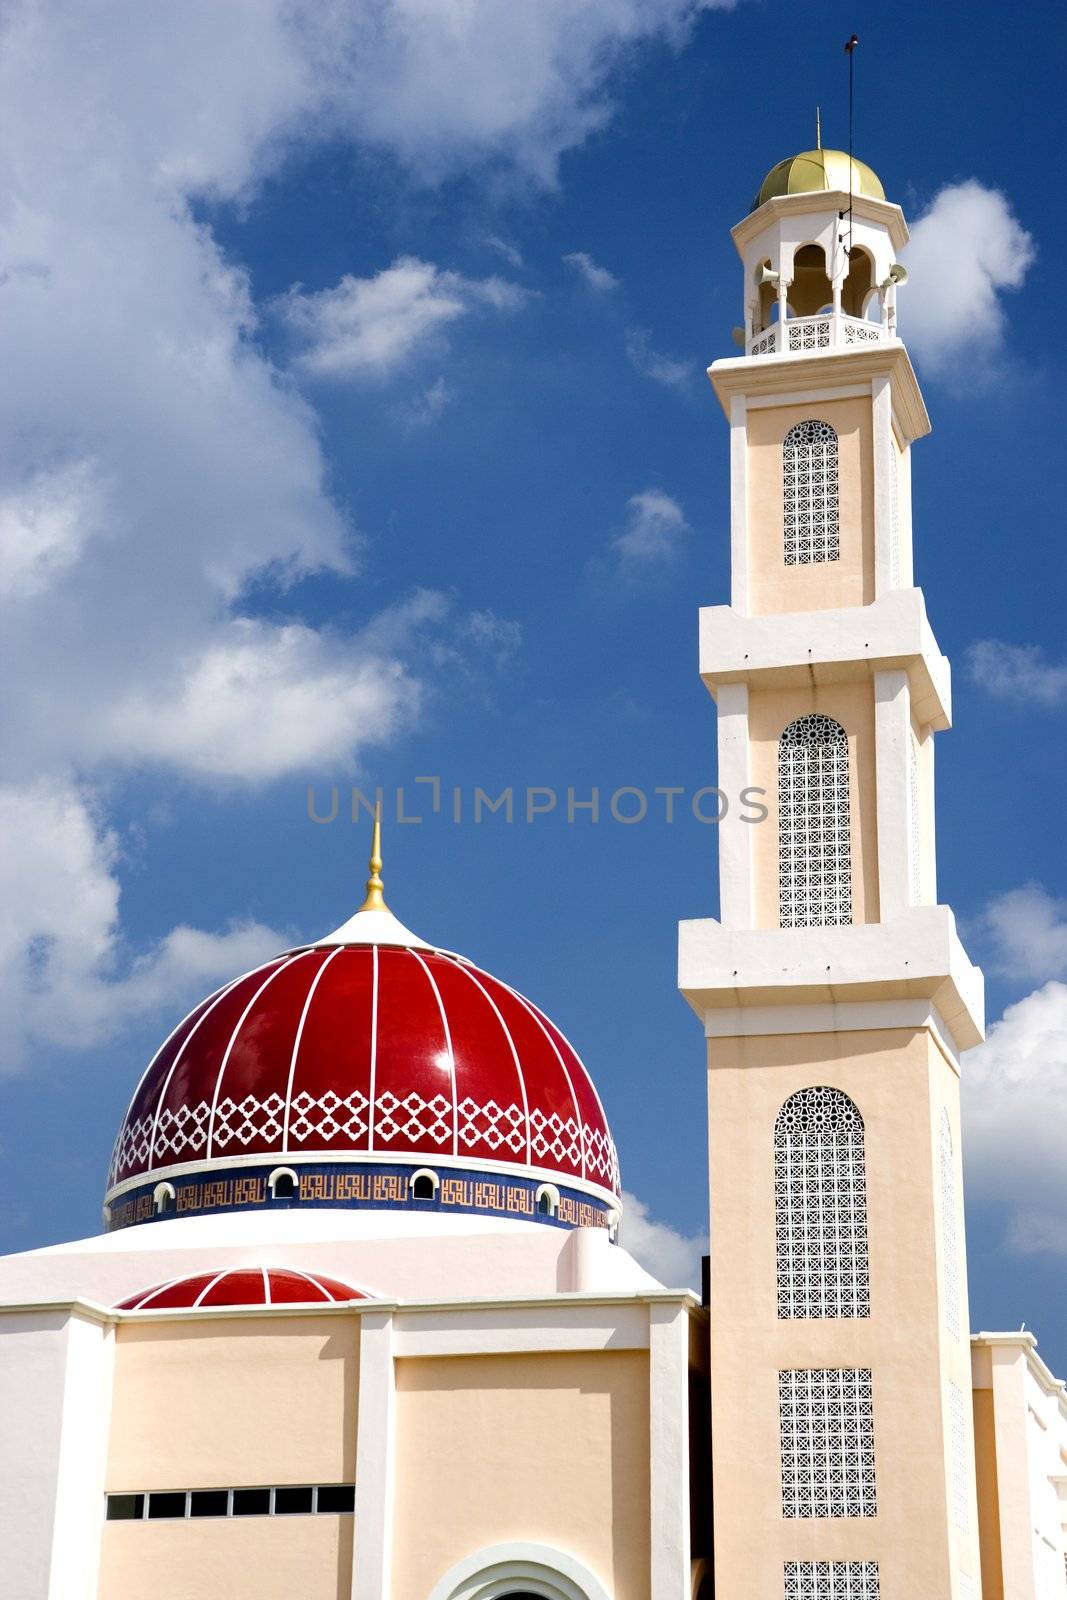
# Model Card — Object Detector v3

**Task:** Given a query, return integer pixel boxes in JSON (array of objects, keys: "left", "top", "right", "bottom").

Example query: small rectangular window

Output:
[
  {"left": 315, "top": 1485, "right": 355, "bottom": 1514},
  {"left": 274, "top": 1486, "right": 314, "bottom": 1515},
  {"left": 146, "top": 1491, "right": 187, "bottom": 1520},
  {"left": 232, "top": 1488, "right": 271, "bottom": 1517},
  {"left": 106, "top": 1494, "right": 144, "bottom": 1521},
  {"left": 189, "top": 1490, "right": 229, "bottom": 1518}
]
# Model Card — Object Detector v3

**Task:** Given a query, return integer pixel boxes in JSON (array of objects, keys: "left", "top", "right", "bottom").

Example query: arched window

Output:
[
  {"left": 775, "top": 1086, "right": 869, "bottom": 1319},
  {"left": 535, "top": 1183, "right": 559, "bottom": 1218},
  {"left": 940, "top": 1110, "right": 959, "bottom": 1338},
  {"left": 153, "top": 1181, "right": 176, "bottom": 1216},
  {"left": 268, "top": 1166, "right": 298, "bottom": 1200},
  {"left": 778, "top": 714, "right": 852, "bottom": 929},
  {"left": 783, "top": 419, "right": 840, "bottom": 565},
  {"left": 409, "top": 1168, "right": 439, "bottom": 1201}
]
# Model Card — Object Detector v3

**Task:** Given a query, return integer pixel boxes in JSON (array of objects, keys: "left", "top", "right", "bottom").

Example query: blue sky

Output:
[{"left": 1, "top": 0, "right": 1064, "bottom": 1367}]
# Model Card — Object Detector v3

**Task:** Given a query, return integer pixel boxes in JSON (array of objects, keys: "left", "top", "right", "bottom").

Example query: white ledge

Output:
[
  {"left": 698, "top": 587, "right": 951, "bottom": 729},
  {"left": 709, "top": 340, "right": 930, "bottom": 445},
  {"left": 678, "top": 904, "right": 984, "bottom": 1051}
]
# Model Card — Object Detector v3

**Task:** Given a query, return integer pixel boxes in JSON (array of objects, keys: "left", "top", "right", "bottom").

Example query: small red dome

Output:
[
  {"left": 106, "top": 940, "right": 619, "bottom": 1225},
  {"left": 116, "top": 1267, "right": 369, "bottom": 1311}
]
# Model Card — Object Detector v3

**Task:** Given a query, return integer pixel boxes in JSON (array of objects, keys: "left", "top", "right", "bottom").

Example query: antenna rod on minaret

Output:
[
  {"left": 844, "top": 34, "right": 859, "bottom": 253},
  {"left": 816, "top": 105, "right": 821, "bottom": 150}
]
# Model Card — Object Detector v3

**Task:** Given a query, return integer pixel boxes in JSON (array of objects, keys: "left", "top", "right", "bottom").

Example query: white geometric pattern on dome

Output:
[
  {"left": 940, "top": 1109, "right": 960, "bottom": 1339},
  {"left": 105, "top": 942, "right": 620, "bottom": 1198},
  {"left": 784, "top": 1562, "right": 879, "bottom": 1599},
  {"left": 783, "top": 419, "right": 840, "bottom": 565},
  {"left": 774, "top": 1087, "right": 869, "bottom": 1320},
  {"left": 778, "top": 714, "right": 852, "bottom": 929},
  {"left": 778, "top": 1367, "right": 877, "bottom": 1519}
]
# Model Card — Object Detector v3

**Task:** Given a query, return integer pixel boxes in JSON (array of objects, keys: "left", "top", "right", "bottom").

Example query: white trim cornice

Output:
[{"left": 709, "top": 342, "right": 930, "bottom": 445}]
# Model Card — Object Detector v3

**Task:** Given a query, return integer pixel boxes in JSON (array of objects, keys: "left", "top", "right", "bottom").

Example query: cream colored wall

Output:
[
  {"left": 391, "top": 1349, "right": 650, "bottom": 1600},
  {"left": 98, "top": 1514, "right": 353, "bottom": 1600},
  {"left": 705, "top": 1024, "right": 978, "bottom": 1599},
  {"left": 106, "top": 1315, "right": 358, "bottom": 1490},
  {"left": 971, "top": 1350, "right": 1004, "bottom": 1600},
  {"left": 746, "top": 397, "right": 874, "bottom": 615},
  {"left": 748, "top": 681, "right": 879, "bottom": 927}
]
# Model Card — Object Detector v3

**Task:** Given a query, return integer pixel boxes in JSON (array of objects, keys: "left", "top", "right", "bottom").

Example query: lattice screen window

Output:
[
  {"left": 940, "top": 1110, "right": 960, "bottom": 1339},
  {"left": 949, "top": 1381, "right": 969, "bottom": 1531},
  {"left": 775, "top": 1086, "right": 870, "bottom": 1320},
  {"left": 784, "top": 1562, "right": 880, "bottom": 1599},
  {"left": 779, "top": 1367, "right": 877, "bottom": 1518},
  {"left": 779, "top": 715, "right": 853, "bottom": 929},
  {"left": 783, "top": 419, "right": 840, "bottom": 564}
]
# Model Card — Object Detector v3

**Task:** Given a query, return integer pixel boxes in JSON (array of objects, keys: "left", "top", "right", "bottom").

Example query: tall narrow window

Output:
[
  {"left": 783, "top": 419, "right": 839, "bottom": 564},
  {"left": 779, "top": 1367, "right": 877, "bottom": 1518},
  {"left": 775, "top": 1086, "right": 869, "bottom": 1319},
  {"left": 778, "top": 714, "right": 852, "bottom": 929},
  {"left": 940, "top": 1109, "right": 959, "bottom": 1338},
  {"left": 948, "top": 1381, "right": 969, "bottom": 1530}
]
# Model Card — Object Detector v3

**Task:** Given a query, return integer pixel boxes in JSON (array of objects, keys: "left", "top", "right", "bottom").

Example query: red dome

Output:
[
  {"left": 116, "top": 1266, "right": 369, "bottom": 1311},
  {"left": 106, "top": 942, "right": 619, "bottom": 1222}
]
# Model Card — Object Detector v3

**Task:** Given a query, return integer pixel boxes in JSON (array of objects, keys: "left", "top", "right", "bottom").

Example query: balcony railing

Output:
[{"left": 746, "top": 312, "right": 891, "bottom": 358}]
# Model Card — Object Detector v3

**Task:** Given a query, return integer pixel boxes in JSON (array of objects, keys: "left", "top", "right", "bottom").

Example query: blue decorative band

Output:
[{"left": 104, "top": 1161, "right": 616, "bottom": 1234}]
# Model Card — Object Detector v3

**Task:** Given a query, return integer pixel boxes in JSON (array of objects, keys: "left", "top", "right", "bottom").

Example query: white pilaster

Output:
[
  {"left": 351, "top": 1310, "right": 396, "bottom": 1600},
  {"left": 874, "top": 669, "right": 913, "bottom": 921},
  {"left": 728, "top": 393, "right": 749, "bottom": 613},
  {"left": 716, "top": 682, "right": 753, "bottom": 929},
  {"left": 649, "top": 1303, "right": 691, "bottom": 1600},
  {"left": 48, "top": 1310, "right": 114, "bottom": 1600},
  {"left": 872, "top": 373, "right": 896, "bottom": 596}
]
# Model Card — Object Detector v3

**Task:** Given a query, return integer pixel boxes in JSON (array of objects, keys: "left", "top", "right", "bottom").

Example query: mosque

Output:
[{"left": 1, "top": 148, "right": 1064, "bottom": 1600}]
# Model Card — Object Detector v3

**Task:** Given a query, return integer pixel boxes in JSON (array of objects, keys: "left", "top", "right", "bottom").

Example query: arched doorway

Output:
[{"left": 427, "top": 1541, "right": 612, "bottom": 1600}]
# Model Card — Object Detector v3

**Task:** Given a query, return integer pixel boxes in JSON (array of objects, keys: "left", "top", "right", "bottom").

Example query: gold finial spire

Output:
[
  {"left": 358, "top": 802, "right": 388, "bottom": 912},
  {"left": 816, "top": 105, "right": 822, "bottom": 150}
]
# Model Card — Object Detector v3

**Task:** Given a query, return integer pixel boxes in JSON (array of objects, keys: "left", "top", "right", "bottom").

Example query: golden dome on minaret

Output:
[{"left": 751, "top": 148, "right": 885, "bottom": 212}]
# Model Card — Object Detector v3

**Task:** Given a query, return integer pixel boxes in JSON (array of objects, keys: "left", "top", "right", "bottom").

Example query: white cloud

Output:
[
  {"left": 484, "top": 234, "right": 524, "bottom": 269},
  {"left": 978, "top": 883, "right": 1067, "bottom": 982},
  {"left": 0, "top": 779, "right": 285, "bottom": 1069},
  {"left": 281, "top": 258, "right": 527, "bottom": 380},
  {"left": 563, "top": 251, "right": 620, "bottom": 292},
  {"left": 963, "top": 980, "right": 1067, "bottom": 1253},
  {"left": 966, "top": 640, "right": 1067, "bottom": 706},
  {"left": 394, "top": 376, "right": 454, "bottom": 430},
  {"left": 625, "top": 325, "right": 691, "bottom": 388},
  {"left": 903, "top": 181, "right": 1035, "bottom": 372},
  {"left": 619, "top": 1189, "right": 705, "bottom": 1289},
  {"left": 98, "top": 617, "right": 424, "bottom": 783},
  {"left": 0, "top": 460, "right": 107, "bottom": 601},
  {"left": 612, "top": 488, "right": 690, "bottom": 567}
]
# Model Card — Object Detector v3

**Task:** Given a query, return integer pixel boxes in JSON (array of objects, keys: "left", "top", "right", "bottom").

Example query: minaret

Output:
[{"left": 680, "top": 148, "right": 985, "bottom": 1600}]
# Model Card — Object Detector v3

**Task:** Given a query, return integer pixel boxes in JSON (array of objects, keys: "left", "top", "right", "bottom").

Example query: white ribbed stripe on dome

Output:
[
  {"left": 124, "top": 1274, "right": 187, "bottom": 1312},
  {"left": 440, "top": 954, "right": 532, "bottom": 1168},
  {"left": 368, "top": 944, "right": 380, "bottom": 1151},
  {"left": 409, "top": 949, "right": 460, "bottom": 1157},
  {"left": 144, "top": 960, "right": 278, "bottom": 1180},
  {"left": 281, "top": 945, "right": 345, "bottom": 1152},
  {"left": 205, "top": 951, "right": 313, "bottom": 1162},
  {"left": 261, "top": 1267, "right": 271, "bottom": 1306},
  {"left": 295, "top": 1269, "right": 340, "bottom": 1303},
  {"left": 191, "top": 1269, "right": 231, "bottom": 1309},
  {"left": 489, "top": 973, "right": 588, "bottom": 1184},
  {"left": 460, "top": 955, "right": 617, "bottom": 1193}
]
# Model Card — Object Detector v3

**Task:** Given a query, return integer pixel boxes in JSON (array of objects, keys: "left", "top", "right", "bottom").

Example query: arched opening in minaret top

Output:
[
  {"left": 787, "top": 243, "right": 833, "bottom": 318},
  {"left": 841, "top": 245, "right": 876, "bottom": 318}
]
